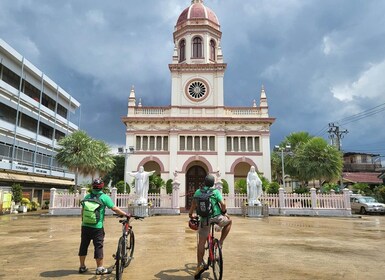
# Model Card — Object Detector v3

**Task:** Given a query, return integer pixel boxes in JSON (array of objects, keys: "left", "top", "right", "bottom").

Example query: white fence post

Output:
[
  {"left": 111, "top": 187, "right": 117, "bottom": 206},
  {"left": 343, "top": 188, "right": 351, "bottom": 209},
  {"left": 278, "top": 188, "right": 285, "bottom": 209},
  {"left": 310, "top": 188, "right": 317, "bottom": 209},
  {"left": 49, "top": 188, "right": 56, "bottom": 208}
]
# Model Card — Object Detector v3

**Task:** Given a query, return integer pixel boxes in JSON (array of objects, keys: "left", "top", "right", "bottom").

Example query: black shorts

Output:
[{"left": 78, "top": 226, "right": 105, "bottom": 259}]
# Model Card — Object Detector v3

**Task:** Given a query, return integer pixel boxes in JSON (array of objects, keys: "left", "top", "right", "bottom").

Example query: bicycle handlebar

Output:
[{"left": 113, "top": 213, "right": 144, "bottom": 220}]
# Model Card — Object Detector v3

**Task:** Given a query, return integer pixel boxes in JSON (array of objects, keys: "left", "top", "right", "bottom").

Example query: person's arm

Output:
[
  {"left": 189, "top": 199, "right": 197, "bottom": 219},
  {"left": 218, "top": 199, "right": 227, "bottom": 214},
  {"left": 111, "top": 206, "right": 128, "bottom": 217}
]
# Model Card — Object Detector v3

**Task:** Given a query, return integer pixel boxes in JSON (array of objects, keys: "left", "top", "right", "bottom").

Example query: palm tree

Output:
[{"left": 56, "top": 130, "right": 115, "bottom": 189}]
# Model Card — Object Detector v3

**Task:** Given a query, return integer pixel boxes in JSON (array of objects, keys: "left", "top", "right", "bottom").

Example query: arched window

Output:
[
  {"left": 210, "top": 39, "right": 216, "bottom": 61},
  {"left": 179, "top": 39, "right": 186, "bottom": 62},
  {"left": 192, "top": 37, "right": 203, "bottom": 58}
]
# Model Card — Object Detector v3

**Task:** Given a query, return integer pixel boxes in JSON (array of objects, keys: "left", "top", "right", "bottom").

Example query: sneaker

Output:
[
  {"left": 78, "top": 266, "right": 88, "bottom": 273},
  {"left": 194, "top": 263, "right": 206, "bottom": 279},
  {"left": 95, "top": 267, "right": 111, "bottom": 275}
]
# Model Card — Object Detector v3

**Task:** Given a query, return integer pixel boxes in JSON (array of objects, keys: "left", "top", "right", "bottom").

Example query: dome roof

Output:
[{"left": 176, "top": 1, "right": 220, "bottom": 28}]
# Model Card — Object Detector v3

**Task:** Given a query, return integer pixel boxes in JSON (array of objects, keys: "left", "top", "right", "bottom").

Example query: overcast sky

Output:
[{"left": 1, "top": 0, "right": 385, "bottom": 158}]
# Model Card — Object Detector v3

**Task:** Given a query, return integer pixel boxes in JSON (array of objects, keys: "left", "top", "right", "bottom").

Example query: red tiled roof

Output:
[
  {"left": 176, "top": 3, "right": 219, "bottom": 27},
  {"left": 343, "top": 172, "right": 383, "bottom": 184}
]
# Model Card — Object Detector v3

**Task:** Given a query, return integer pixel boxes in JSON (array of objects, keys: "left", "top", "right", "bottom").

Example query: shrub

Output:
[{"left": 11, "top": 183, "right": 23, "bottom": 204}]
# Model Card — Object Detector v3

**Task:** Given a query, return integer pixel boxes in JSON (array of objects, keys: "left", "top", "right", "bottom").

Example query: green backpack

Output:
[{"left": 81, "top": 193, "right": 104, "bottom": 224}]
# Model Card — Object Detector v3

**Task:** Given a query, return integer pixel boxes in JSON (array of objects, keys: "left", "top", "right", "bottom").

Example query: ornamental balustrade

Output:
[{"left": 48, "top": 186, "right": 351, "bottom": 217}]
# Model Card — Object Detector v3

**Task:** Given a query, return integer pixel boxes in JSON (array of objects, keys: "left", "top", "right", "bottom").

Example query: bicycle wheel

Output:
[
  {"left": 115, "top": 236, "right": 125, "bottom": 280},
  {"left": 124, "top": 230, "right": 135, "bottom": 267},
  {"left": 212, "top": 239, "right": 223, "bottom": 280}
]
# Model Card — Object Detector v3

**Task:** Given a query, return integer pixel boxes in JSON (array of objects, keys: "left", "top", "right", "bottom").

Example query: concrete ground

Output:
[{"left": 1, "top": 212, "right": 385, "bottom": 280}]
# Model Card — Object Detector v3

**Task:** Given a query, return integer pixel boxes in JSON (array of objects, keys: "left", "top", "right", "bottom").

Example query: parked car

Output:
[{"left": 350, "top": 196, "right": 385, "bottom": 214}]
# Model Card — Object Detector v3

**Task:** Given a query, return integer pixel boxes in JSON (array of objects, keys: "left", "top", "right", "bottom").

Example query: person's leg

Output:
[
  {"left": 218, "top": 216, "right": 232, "bottom": 246},
  {"left": 78, "top": 226, "right": 91, "bottom": 273},
  {"left": 194, "top": 224, "right": 209, "bottom": 279},
  {"left": 93, "top": 228, "right": 110, "bottom": 274}
]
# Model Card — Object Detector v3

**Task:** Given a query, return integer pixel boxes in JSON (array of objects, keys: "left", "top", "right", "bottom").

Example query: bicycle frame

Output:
[
  {"left": 205, "top": 222, "right": 223, "bottom": 280},
  {"left": 114, "top": 214, "right": 143, "bottom": 280}
]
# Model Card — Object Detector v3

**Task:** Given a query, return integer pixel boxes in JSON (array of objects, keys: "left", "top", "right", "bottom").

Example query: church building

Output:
[{"left": 121, "top": 0, "right": 275, "bottom": 210}]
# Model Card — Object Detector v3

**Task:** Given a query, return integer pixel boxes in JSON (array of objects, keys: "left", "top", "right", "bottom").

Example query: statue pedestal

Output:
[
  {"left": 128, "top": 204, "right": 149, "bottom": 217},
  {"left": 246, "top": 205, "right": 263, "bottom": 217}
]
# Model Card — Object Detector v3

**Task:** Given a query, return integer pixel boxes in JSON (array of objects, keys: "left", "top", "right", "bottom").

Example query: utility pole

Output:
[
  {"left": 327, "top": 123, "right": 348, "bottom": 190},
  {"left": 327, "top": 123, "right": 348, "bottom": 151}
]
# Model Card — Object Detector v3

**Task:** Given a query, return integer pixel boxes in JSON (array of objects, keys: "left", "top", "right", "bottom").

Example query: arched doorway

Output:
[{"left": 185, "top": 165, "right": 206, "bottom": 210}]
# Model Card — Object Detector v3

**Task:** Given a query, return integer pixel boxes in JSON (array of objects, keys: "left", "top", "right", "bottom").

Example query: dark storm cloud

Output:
[{"left": 1, "top": 0, "right": 384, "bottom": 156}]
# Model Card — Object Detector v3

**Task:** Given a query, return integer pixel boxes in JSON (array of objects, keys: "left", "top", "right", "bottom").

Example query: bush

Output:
[
  {"left": 235, "top": 179, "right": 247, "bottom": 194},
  {"left": 221, "top": 179, "right": 229, "bottom": 194},
  {"left": 266, "top": 182, "right": 280, "bottom": 194},
  {"left": 166, "top": 179, "right": 173, "bottom": 194},
  {"left": 11, "top": 183, "right": 23, "bottom": 204}
]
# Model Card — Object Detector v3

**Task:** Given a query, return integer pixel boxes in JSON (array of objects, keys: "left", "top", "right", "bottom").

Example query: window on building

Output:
[
  {"left": 209, "top": 136, "right": 215, "bottom": 151},
  {"left": 149, "top": 136, "right": 155, "bottom": 151},
  {"left": 136, "top": 136, "right": 141, "bottom": 151},
  {"left": 180, "top": 136, "right": 185, "bottom": 151},
  {"left": 192, "top": 37, "right": 203, "bottom": 58},
  {"left": 202, "top": 136, "right": 208, "bottom": 151},
  {"left": 210, "top": 39, "right": 216, "bottom": 61},
  {"left": 2, "top": 65, "right": 20, "bottom": 89},
  {"left": 247, "top": 137, "right": 253, "bottom": 151},
  {"left": 254, "top": 137, "right": 260, "bottom": 152},
  {"left": 163, "top": 136, "right": 168, "bottom": 151},
  {"left": 57, "top": 104, "right": 68, "bottom": 118},
  {"left": 226, "top": 137, "right": 232, "bottom": 151},
  {"left": 233, "top": 137, "right": 239, "bottom": 151},
  {"left": 142, "top": 136, "right": 148, "bottom": 150},
  {"left": 240, "top": 137, "right": 246, "bottom": 151},
  {"left": 194, "top": 137, "right": 200, "bottom": 151},
  {"left": 179, "top": 39, "right": 186, "bottom": 62},
  {"left": 187, "top": 136, "right": 193, "bottom": 150}
]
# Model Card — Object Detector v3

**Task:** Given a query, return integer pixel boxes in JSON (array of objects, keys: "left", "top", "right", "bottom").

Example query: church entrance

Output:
[{"left": 185, "top": 165, "right": 206, "bottom": 210}]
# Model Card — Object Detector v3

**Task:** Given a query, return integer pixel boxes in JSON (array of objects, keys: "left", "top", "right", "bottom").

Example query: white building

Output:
[
  {"left": 122, "top": 0, "right": 275, "bottom": 210},
  {"left": 0, "top": 39, "right": 80, "bottom": 205}
]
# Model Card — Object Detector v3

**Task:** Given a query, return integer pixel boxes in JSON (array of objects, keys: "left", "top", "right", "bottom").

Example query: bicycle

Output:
[
  {"left": 113, "top": 214, "right": 143, "bottom": 280},
  {"left": 204, "top": 221, "right": 223, "bottom": 280}
]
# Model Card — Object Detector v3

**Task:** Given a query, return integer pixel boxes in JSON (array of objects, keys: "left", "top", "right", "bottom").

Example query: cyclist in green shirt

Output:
[
  {"left": 78, "top": 178, "right": 128, "bottom": 275},
  {"left": 189, "top": 174, "right": 232, "bottom": 279}
]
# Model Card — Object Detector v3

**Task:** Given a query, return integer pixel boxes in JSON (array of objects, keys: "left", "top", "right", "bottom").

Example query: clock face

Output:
[{"left": 185, "top": 79, "right": 209, "bottom": 101}]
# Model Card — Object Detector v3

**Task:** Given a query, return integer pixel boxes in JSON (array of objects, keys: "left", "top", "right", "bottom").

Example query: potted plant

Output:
[
  {"left": 19, "top": 198, "right": 30, "bottom": 213},
  {"left": 11, "top": 183, "right": 23, "bottom": 213}
]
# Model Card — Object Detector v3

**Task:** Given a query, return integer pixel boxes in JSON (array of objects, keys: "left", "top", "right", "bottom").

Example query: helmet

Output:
[
  {"left": 204, "top": 174, "right": 215, "bottom": 187},
  {"left": 92, "top": 178, "right": 104, "bottom": 189},
  {"left": 188, "top": 218, "right": 199, "bottom": 231}
]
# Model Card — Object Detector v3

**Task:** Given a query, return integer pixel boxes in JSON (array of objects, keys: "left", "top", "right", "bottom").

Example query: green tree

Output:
[
  {"left": 166, "top": 179, "right": 173, "bottom": 194},
  {"left": 375, "top": 185, "right": 385, "bottom": 203},
  {"left": 56, "top": 130, "right": 115, "bottom": 189},
  {"left": 293, "top": 137, "right": 343, "bottom": 185},
  {"left": 235, "top": 178, "right": 247, "bottom": 194},
  {"left": 115, "top": 180, "right": 129, "bottom": 194},
  {"left": 265, "top": 182, "right": 280, "bottom": 194},
  {"left": 148, "top": 175, "right": 165, "bottom": 194},
  {"left": 221, "top": 179, "right": 229, "bottom": 194},
  {"left": 352, "top": 183, "right": 372, "bottom": 195},
  {"left": 103, "top": 155, "right": 125, "bottom": 187},
  {"left": 11, "top": 183, "right": 23, "bottom": 204}
]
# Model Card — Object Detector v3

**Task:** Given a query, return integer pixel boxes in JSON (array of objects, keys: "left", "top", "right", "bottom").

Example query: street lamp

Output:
[
  {"left": 119, "top": 146, "right": 135, "bottom": 193},
  {"left": 274, "top": 144, "right": 291, "bottom": 189}
]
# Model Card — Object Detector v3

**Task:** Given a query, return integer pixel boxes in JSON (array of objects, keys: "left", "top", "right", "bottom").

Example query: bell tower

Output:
[{"left": 169, "top": 0, "right": 227, "bottom": 107}]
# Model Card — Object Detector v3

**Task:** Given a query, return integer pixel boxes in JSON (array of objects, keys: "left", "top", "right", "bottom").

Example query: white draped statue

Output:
[
  {"left": 246, "top": 166, "right": 263, "bottom": 206},
  {"left": 128, "top": 166, "right": 155, "bottom": 204}
]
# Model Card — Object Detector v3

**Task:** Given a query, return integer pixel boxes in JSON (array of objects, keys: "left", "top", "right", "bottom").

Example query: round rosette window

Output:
[{"left": 186, "top": 80, "right": 209, "bottom": 101}]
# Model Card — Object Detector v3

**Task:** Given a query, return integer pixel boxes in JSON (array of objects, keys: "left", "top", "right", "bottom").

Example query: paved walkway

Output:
[{"left": 1, "top": 212, "right": 385, "bottom": 280}]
